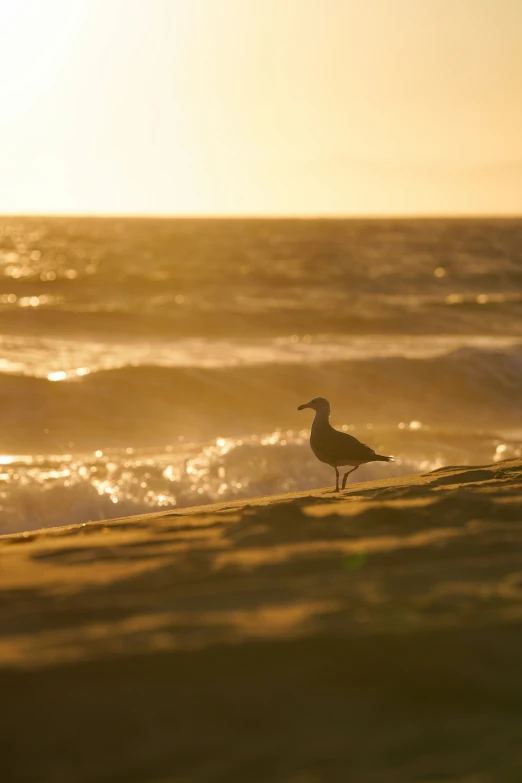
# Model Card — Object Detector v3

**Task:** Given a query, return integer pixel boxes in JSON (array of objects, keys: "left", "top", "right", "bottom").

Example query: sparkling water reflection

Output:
[{"left": 1, "top": 427, "right": 520, "bottom": 535}]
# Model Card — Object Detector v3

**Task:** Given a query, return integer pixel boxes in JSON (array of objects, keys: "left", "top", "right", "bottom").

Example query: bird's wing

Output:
[
  {"left": 331, "top": 427, "right": 376, "bottom": 460},
  {"left": 314, "top": 425, "right": 376, "bottom": 463}
]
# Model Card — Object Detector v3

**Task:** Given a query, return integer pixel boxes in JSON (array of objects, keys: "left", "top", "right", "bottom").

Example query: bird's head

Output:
[{"left": 297, "top": 397, "right": 331, "bottom": 415}]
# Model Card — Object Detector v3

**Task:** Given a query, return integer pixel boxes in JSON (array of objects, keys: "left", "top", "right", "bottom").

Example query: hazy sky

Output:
[{"left": 1, "top": 0, "right": 521, "bottom": 215}]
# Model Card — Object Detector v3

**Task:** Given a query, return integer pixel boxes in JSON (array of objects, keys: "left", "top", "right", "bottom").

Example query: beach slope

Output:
[{"left": 2, "top": 459, "right": 522, "bottom": 782}]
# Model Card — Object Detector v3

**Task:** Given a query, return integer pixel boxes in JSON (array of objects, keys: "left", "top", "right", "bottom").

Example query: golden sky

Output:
[{"left": 1, "top": 0, "right": 521, "bottom": 215}]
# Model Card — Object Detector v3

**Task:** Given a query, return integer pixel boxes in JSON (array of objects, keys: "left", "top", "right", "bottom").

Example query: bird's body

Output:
[{"left": 298, "top": 397, "right": 393, "bottom": 491}]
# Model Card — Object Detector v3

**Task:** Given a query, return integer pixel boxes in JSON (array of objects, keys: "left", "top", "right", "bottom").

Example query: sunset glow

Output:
[{"left": 1, "top": 0, "right": 521, "bottom": 215}]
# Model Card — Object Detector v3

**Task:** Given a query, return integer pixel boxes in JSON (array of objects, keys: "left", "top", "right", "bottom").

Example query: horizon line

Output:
[{"left": 1, "top": 211, "right": 522, "bottom": 220}]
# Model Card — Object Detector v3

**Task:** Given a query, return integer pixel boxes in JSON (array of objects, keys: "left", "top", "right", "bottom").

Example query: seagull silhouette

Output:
[{"left": 298, "top": 397, "right": 393, "bottom": 492}]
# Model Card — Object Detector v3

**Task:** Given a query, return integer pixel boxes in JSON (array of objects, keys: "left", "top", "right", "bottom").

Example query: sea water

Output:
[{"left": 1, "top": 216, "right": 521, "bottom": 533}]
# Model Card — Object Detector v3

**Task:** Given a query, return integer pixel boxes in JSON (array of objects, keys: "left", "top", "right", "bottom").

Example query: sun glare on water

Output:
[{"left": 47, "top": 368, "right": 91, "bottom": 382}]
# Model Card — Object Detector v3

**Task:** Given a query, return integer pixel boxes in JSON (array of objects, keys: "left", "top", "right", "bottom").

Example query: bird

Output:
[{"left": 297, "top": 397, "right": 393, "bottom": 492}]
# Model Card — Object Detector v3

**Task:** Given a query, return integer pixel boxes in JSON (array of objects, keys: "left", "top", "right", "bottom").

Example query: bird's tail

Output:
[{"left": 374, "top": 454, "right": 394, "bottom": 462}]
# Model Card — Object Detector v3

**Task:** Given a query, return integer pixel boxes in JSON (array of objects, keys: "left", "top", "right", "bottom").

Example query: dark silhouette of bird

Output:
[{"left": 298, "top": 397, "right": 393, "bottom": 491}]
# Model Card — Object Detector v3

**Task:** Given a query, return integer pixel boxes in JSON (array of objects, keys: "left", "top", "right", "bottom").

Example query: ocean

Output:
[{"left": 1, "top": 216, "right": 521, "bottom": 534}]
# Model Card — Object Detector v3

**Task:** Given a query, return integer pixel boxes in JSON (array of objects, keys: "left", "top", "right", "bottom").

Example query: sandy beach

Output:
[{"left": 2, "top": 458, "right": 522, "bottom": 781}]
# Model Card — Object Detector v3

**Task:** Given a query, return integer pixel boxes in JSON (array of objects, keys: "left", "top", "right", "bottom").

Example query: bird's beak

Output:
[{"left": 297, "top": 402, "right": 311, "bottom": 411}]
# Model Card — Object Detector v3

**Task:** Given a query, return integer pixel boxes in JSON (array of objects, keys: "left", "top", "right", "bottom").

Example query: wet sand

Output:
[{"left": 2, "top": 460, "right": 522, "bottom": 782}]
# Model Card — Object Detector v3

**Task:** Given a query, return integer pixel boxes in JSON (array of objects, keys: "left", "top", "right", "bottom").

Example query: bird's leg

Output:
[
  {"left": 335, "top": 467, "right": 340, "bottom": 492},
  {"left": 341, "top": 466, "right": 359, "bottom": 490}
]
